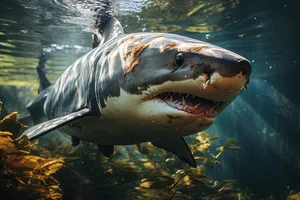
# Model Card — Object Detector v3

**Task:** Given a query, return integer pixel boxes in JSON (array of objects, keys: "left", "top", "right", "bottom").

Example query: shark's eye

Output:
[{"left": 175, "top": 53, "right": 184, "bottom": 67}]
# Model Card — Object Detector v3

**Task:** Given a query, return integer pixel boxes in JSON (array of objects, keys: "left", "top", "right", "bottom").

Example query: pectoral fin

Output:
[
  {"left": 16, "top": 108, "right": 91, "bottom": 140},
  {"left": 152, "top": 137, "right": 197, "bottom": 168}
]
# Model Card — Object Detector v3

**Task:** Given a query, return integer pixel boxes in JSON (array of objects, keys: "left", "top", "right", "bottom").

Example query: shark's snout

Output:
[
  {"left": 199, "top": 47, "right": 252, "bottom": 81},
  {"left": 217, "top": 55, "right": 252, "bottom": 80},
  {"left": 237, "top": 59, "right": 252, "bottom": 77}
]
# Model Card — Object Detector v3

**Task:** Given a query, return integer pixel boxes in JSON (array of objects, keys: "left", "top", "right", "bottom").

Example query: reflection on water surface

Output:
[{"left": 0, "top": 0, "right": 299, "bottom": 199}]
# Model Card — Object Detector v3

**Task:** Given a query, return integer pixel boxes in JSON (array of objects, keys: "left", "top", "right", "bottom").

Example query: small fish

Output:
[{"left": 18, "top": 16, "right": 251, "bottom": 168}]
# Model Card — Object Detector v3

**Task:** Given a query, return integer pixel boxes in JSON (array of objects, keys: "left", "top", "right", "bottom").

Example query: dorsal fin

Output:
[{"left": 92, "top": 17, "right": 125, "bottom": 48}]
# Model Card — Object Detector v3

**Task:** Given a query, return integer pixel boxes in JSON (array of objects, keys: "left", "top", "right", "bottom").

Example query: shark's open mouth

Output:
[{"left": 157, "top": 92, "right": 223, "bottom": 118}]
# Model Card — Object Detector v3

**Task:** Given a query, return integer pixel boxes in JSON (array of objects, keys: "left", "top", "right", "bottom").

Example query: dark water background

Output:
[{"left": 0, "top": 0, "right": 300, "bottom": 199}]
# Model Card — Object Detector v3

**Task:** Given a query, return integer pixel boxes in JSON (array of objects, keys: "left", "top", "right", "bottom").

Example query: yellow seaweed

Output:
[
  {"left": 288, "top": 192, "right": 300, "bottom": 200},
  {"left": 0, "top": 102, "right": 64, "bottom": 199}
]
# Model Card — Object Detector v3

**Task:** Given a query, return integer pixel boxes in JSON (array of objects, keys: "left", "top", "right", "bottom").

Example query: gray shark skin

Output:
[{"left": 18, "top": 17, "right": 252, "bottom": 168}]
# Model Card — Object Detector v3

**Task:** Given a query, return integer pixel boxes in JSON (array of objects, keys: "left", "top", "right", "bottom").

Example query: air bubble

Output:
[{"left": 205, "top": 34, "right": 211, "bottom": 40}]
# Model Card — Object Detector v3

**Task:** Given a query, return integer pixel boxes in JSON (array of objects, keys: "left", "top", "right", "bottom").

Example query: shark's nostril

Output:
[{"left": 238, "top": 59, "right": 252, "bottom": 77}]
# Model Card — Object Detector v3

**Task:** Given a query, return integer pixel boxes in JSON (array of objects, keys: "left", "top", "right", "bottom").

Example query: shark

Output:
[{"left": 17, "top": 16, "right": 252, "bottom": 167}]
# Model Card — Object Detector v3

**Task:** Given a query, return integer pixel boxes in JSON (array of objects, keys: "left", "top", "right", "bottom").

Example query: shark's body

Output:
[{"left": 19, "top": 17, "right": 251, "bottom": 167}]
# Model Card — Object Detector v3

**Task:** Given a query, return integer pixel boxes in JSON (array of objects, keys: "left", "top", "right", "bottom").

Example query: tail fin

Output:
[
  {"left": 21, "top": 54, "right": 52, "bottom": 125},
  {"left": 37, "top": 53, "right": 51, "bottom": 93}
]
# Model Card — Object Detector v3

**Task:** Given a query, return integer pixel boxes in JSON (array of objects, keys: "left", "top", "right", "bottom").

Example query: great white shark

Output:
[{"left": 18, "top": 17, "right": 252, "bottom": 167}]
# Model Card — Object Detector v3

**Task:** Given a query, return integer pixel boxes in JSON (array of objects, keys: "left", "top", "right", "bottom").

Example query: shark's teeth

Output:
[
  {"left": 210, "top": 104, "right": 218, "bottom": 111},
  {"left": 157, "top": 91, "right": 223, "bottom": 113},
  {"left": 203, "top": 79, "right": 210, "bottom": 89},
  {"left": 182, "top": 96, "right": 185, "bottom": 104},
  {"left": 215, "top": 102, "right": 220, "bottom": 110},
  {"left": 194, "top": 103, "right": 200, "bottom": 108}
]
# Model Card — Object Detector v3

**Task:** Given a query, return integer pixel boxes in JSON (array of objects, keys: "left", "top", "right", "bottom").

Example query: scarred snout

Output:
[
  {"left": 195, "top": 46, "right": 252, "bottom": 98},
  {"left": 199, "top": 47, "right": 252, "bottom": 82}
]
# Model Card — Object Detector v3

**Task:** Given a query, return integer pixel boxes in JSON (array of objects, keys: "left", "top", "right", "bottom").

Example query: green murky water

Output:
[{"left": 0, "top": 0, "right": 299, "bottom": 199}]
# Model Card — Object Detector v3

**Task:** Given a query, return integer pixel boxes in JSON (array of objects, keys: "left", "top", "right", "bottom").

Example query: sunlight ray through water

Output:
[{"left": 0, "top": 0, "right": 299, "bottom": 199}]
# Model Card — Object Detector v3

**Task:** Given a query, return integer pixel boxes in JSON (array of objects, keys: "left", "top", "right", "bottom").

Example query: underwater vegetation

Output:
[
  {"left": 287, "top": 192, "right": 300, "bottom": 200},
  {"left": 0, "top": 101, "right": 299, "bottom": 200},
  {"left": 0, "top": 101, "right": 64, "bottom": 199},
  {"left": 31, "top": 132, "right": 245, "bottom": 200}
]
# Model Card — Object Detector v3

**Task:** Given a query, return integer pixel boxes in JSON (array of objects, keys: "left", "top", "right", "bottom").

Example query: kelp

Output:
[
  {"left": 288, "top": 192, "right": 300, "bottom": 200},
  {"left": 30, "top": 130, "right": 245, "bottom": 199},
  {"left": 124, "top": 133, "right": 243, "bottom": 200},
  {"left": 190, "top": 132, "right": 241, "bottom": 169},
  {"left": 0, "top": 102, "right": 64, "bottom": 200}
]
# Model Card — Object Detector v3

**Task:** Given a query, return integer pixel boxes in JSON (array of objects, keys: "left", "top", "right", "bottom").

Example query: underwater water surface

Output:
[{"left": 0, "top": 0, "right": 300, "bottom": 199}]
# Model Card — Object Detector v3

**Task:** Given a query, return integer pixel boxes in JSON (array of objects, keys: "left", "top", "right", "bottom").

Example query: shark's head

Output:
[{"left": 97, "top": 33, "right": 251, "bottom": 139}]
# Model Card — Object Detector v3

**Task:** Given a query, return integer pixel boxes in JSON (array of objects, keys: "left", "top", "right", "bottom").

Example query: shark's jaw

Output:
[
  {"left": 135, "top": 69, "right": 249, "bottom": 124},
  {"left": 155, "top": 92, "right": 222, "bottom": 118}
]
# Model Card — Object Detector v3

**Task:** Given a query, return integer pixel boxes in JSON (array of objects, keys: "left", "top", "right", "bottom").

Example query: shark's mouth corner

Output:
[{"left": 156, "top": 92, "right": 225, "bottom": 118}]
